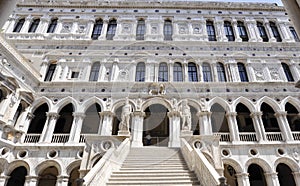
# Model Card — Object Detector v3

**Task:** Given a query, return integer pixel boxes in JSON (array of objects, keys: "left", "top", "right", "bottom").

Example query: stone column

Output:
[
  {"left": 277, "top": 20, "right": 293, "bottom": 42},
  {"left": 20, "top": 16, "right": 32, "bottom": 33},
  {"left": 265, "top": 172, "right": 280, "bottom": 186},
  {"left": 0, "top": 93, "right": 13, "bottom": 121},
  {"left": 250, "top": 112, "right": 266, "bottom": 142},
  {"left": 292, "top": 172, "right": 300, "bottom": 186},
  {"left": 99, "top": 18, "right": 108, "bottom": 40},
  {"left": 226, "top": 112, "right": 240, "bottom": 142},
  {"left": 290, "top": 61, "right": 300, "bottom": 80},
  {"left": 197, "top": 111, "right": 213, "bottom": 135},
  {"left": 36, "top": 17, "right": 49, "bottom": 33},
  {"left": 0, "top": 175, "right": 9, "bottom": 186},
  {"left": 56, "top": 175, "right": 69, "bottom": 186},
  {"left": 236, "top": 173, "right": 250, "bottom": 186},
  {"left": 40, "top": 112, "right": 59, "bottom": 143},
  {"left": 274, "top": 111, "right": 294, "bottom": 141},
  {"left": 264, "top": 20, "right": 276, "bottom": 42},
  {"left": 25, "top": 176, "right": 39, "bottom": 186},
  {"left": 99, "top": 111, "right": 114, "bottom": 136},
  {"left": 200, "top": 17, "right": 208, "bottom": 41},
  {"left": 86, "top": 20, "right": 95, "bottom": 39},
  {"left": 68, "top": 112, "right": 86, "bottom": 143},
  {"left": 183, "top": 62, "right": 189, "bottom": 82},
  {"left": 198, "top": 62, "right": 203, "bottom": 82},
  {"left": 131, "top": 111, "right": 145, "bottom": 147},
  {"left": 245, "top": 18, "right": 258, "bottom": 42},
  {"left": 168, "top": 111, "right": 181, "bottom": 148},
  {"left": 211, "top": 62, "right": 218, "bottom": 82},
  {"left": 227, "top": 61, "right": 239, "bottom": 82},
  {"left": 232, "top": 19, "right": 242, "bottom": 42},
  {"left": 5, "top": 16, "right": 17, "bottom": 33},
  {"left": 169, "top": 60, "right": 173, "bottom": 82},
  {"left": 215, "top": 18, "right": 228, "bottom": 42}
]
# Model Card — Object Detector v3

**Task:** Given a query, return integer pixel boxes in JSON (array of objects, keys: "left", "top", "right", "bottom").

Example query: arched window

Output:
[
  {"left": 261, "top": 103, "right": 280, "bottom": 132},
  {"left": 257, "top": 22, "right": 269, "bottom": 42},
  {"left": 236, "top": 103, "right": 254, "bottom": 133},
  {"left": 248, "top": 164, "right": 267, "bottom": 186},
  {"left": 135, "top": 62, "right": 145, "bottom": 82},
  {"left": 237, "top": 21, "right": 249, "bottom": 41},
  {"left": 285, "top": 102, "right": 300, "bottom": 131},
  {"left": 202, "top": 63, "right": 212, "bottom": 82},
  {"left": 82, "top": 104, "right": 101, "bottom": 134},
  {"left": 290, "top": 27, "right": 300, "bottom": 42},
  {"left": 47, "top": 18, "right": 58, "bottom": 33},
  {"left": 188, "top": 62, "right": 198, "bottom": 82},
  {"left": 173, "top": 62, "right": 183, "bottom": 82},
  {"left": 136, "top": 19, "right": 145, "bottom": 40},
  {"left": 277, "top": 163, "right": 296, "bottom": 186},
  {"left": 282, "top": 63, "right": 294, "bottom": 82},
  {"left": 106, "top": 19, "right": 117, "bottom": 40},
  {"left": 158, "top": 63, "right": 168, "bottom": 82},
  {"left": 224, "top": 21, "right": 235, "bottom": 41},
  {"left": 164, "top": 20, "right": 173, "bottom": 41},
  {"left": 6, "top": 166, "right": 27, "bottom": 186},
  {"left": 270, "top": 22, "right": 282, "bottom": 42},
  {"left": 68, "top": 166, "right": 80, "bottom": 186},
  {"left": 27, "top": 103, "right": 49, "bottom": 134},
  {"left": 211, "top": 103, "right": 229, "bottom": 133},
  {"left": 89, "top": 62, "right": 100, "bottom": 81},
  {"left": 237, "top": 63, "right": 248, "bottom": 82},
  {"left": 216, "top": 62, "right": 226, "bottom": 82},
  {"left": 28, "top": 18, "right": 40, "bottom": 33},
  {"left": 53, "top": 103, "right": 74, "bottom": 142},
  {"left": 13, "top": 103, "right": 23, "bottom": 126},
  {"left": 91, "top": 19, "right": 103, "bottom": 40},
  {"left": 38, "top": 166, "right": 58, "bottom": 186},
  {"left": 44, "top": 63, "right": 57, "bottom": 81},
  {"left": 13, "top": 18, "right": 25, "bottom": 33},
  {"left": 224, "top": 164, "right": 238, "bottom": 186},
  {"left": 206, "top": 21, "right": 216, "bottom": 41}
]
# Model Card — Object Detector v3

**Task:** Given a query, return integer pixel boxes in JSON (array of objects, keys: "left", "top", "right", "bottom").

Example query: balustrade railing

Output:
[
  {"left": 292, "top": 132, "right": 300, "bottom": 140},
  {"left": 239, "top": 132, "right": 257, "bottom": 141},
  {"left": 79, "top": 135, "right": 86, "bottom": 143},
  {"left": 266, "top": 132, "right": 283, "bottom": 141},
  {"left": 51, "top": 134, "right": 69, "bottom": 143},
  {"left": 214, "top": 133, "right": 231, "bottom": 142},
  {"left": 24, "top": 134, "right": 41, "bottom": 143}
]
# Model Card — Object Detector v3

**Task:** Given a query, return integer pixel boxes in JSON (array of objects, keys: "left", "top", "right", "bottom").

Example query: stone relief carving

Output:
[
  {"left": 269, "top": 67, "right": 281, "bottom": 80},
  {"left": 192, "top": 24, "right": 202, "bottom": 34},
  {"left": 253, "top": 68, "right": 265, "bottom": 81},
  {"left": 119, "top": 70, "right": 129, "bottom": 81},
  {"left": 61, "top": 23, "right": 72, "bottom": 33},
  {"left": 122, "top": 24, "right": 132, "bottom": 34},
  {"left": 148, "top": 83, "right": 166, "bottom": 96},
  {"left": 78, "top": 24, "right": 86, "bottom": 33},
  {"left": 179, "top": 24, "right": 188, "bottom": 34},
  {"left": 151, "top": 24, "right": 158, "bottom": 34}
]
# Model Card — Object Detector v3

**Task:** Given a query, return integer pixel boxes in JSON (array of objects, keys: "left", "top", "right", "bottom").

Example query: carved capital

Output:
[{"left": 46, "top": 112, "right": 59, "bottom": 120}]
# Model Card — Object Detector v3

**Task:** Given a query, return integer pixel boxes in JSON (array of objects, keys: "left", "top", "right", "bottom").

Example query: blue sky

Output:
[{"left": 202, "top": 0, "right": 283, "bottom": 6}]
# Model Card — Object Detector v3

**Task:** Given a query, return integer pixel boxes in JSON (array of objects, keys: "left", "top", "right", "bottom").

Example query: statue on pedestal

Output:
[
  {"left": 181, "top": 99, "right": 191, "bottom": 131},
  {"left": 118, "top": 98, "right": 132, "bottom": 133}
]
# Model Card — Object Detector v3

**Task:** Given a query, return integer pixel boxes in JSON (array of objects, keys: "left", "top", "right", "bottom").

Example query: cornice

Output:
[{"left": 16, "top": 1, "right": 285, "bottom": 12}]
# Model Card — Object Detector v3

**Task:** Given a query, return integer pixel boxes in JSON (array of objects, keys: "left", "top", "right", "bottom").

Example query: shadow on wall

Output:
[{"left": 0, "top": 0, "right": 18, "bottom": 29}]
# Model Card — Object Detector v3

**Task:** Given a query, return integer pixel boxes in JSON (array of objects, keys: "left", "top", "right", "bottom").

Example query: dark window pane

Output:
[
  {"left": 91, "top": 20, "right": 103, "bottom": 40},
  {"left": 164, "top": 20, "right": 173, "bottom": 41},
  {"left": 207, "top": 21, "right": 217, "bottom": 41},
  {"left": 47, "top": 18, "right": 58, "bottom": 33},
  {"left": 13, "top": 18, "right": 25, "bottom": 32},
  {"left": 89, "top": 62, "right": 100, "bottom": 81},
  {"left": 237, "top": 21, "right": 249, "bottom": 41},
  {"left": 44, "top": 64, "right": 57, "bottom": 81},
  {"left": 188, "top": 63, "right": 198, "bottom": 82},
  {"left": 290, "top": 27, "right": 299, "bottom": 42},
  {"left": 28, "top": 18, "right": 40, "bottom": 33},
  {"left": 158, "top": 63, "right": 168, "bottom": 82},
  {"left": 202, "top": 63, "right": 212, "bottom": 82},
  {"left": 106, "top": 20, "right": 117, "bottom": 40},
  {"left": 224, "top": 21, "right": 235, "bottom": 41},
  {"left": 217, "top": 63, "right": 227, "bottom": 82},
  {"left": 136, "top": 20, "right": 145, "bottom": 40},
  {"left": 173, "top": 63, "right": 183, "bottom": 82},
  {"left": 237, "top": 63, "right": 248, "bottom": 82},
  {"left": 135, "top": 62, "right": 145, "bottom": 82},
  {"left": 270, "top": 22, "right": 282, "bottom": 42},
  {"left": 282, "top": 63, "right": 294, "bottom": 82},
  {"left": 257, "top": 22, "right": 269, "bottom": 42}
]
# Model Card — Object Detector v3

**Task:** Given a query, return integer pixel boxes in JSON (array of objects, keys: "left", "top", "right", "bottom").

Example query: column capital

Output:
[
  {"left": 250, "top": 111, "right": 263, "bottom": 118},
  {"left": 264, "top": 172, "right": 278, "bottom": 178},
  {"left": 131, "top": 111, "right": 145, "bottom": 117},
  {"left": 25, "top": 175, "right": 39, "bottom": 182},
  {"left": 72, "top": 112, "right": 86, "bottom": 118},
  {"left": 168, "top": 111, "right": 181, "bottom": 117},
  {"left": 197, "top": 111, "right": 212, "bottom": 117},
  {"left": 226, "top": 112, "right": 237, "bottom": 117},
  {"left": 274, "top": 111, "right": 287, "bottom": 117},
  {"left": 235, "top": 172, "right": 249, "bottom": 178},
  {"left": 46, "top": 112, "right": 59, "bottom": 120},
  {"left": 99, "top": 111, "right": 115, "bottom": 117}
]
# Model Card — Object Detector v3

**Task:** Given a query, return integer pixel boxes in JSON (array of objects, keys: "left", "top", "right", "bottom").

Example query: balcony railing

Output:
[
  {"left": 79, "top": 134, "right": 86, "bottom": 143},
  {"left": 239, "top": 132, "right": 257, "bottom": 141},
  {"left": 214, "top": 133, "right": 231, "bottom": 142},
  {"left": 51, "top": 134, "right": 69, "bottom": 143},
  {"left": 24, "top": 134, "right": 41, "bottom": 143},
  {"left": 266, "top": 132, "right": 283, "bottom": 141},
  {"left": 292, "top": 132, "right": 300, "bottom": 140}
]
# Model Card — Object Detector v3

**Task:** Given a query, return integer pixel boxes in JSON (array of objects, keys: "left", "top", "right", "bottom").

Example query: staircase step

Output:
[{"left": 106, "top": 180, "right": 200, "bottom": 185}]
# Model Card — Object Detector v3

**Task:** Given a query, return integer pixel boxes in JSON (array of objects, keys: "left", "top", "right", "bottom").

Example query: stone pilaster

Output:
[
  {"left": 236, "top": 173, "right": 250, "bottom": 186},
  {"left": 168, "top": 111, "right": 181, "bottom": 147},
  {"left": 232, "top": 19, "right": 242, "bottom": 42},
  {"left": 245, "top": 18, "right": 259, "bottom": 42},
  {"left": 226, "top": 112, "right": 240, "bottom": 142},
  {"left": 99, "top": 111, "right": 114, "bottom": 135},
  {"left": 264, "top": 20, "right": 276, "bottom": 42},
  {"left": 197, "top": 111, "right": 212, "bottom": 135},
  {"left": 274, "top": 111, "right": 294, "bottom": 141},
  {"left": 68, "top": 112, "right": 86, "bottom": 143},
  {"left": 20, "top": 16, "right": 33, "bottom": 33},
  {"left": 250, "top": 111, "right": 266, "bottom": 142},
  {"left": 131, "top": 111, "right": 145, "bottom": 147},
  {"left": 40, "top": 112, "right": 59, "bottom": 143},
  {"left": 265, "top": 172, "right": 280, "bottom": 186},
  {"left": 99, "top": 18, "right": 108, "bottom": 40}
]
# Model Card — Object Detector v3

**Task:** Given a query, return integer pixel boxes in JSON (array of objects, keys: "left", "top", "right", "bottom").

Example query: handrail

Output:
[
  {"left": 83, "top": 138, "right": 130, "bottom": 186},
  {"left": 181, "top": 138, "right": 220, "bottom": 186}
]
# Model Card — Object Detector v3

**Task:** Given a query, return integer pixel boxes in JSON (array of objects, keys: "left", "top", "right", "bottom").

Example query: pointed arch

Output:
[
  {"left": 80, "top": 97, "right": 105, "bottom": 113},
  {"left": 141, "top": 98, "right": 172, "bottom": 112},
  {"left": 54, "top": 96, "right": 78, "bottom": 113},
  {"left": 30, "top": 97, "right": 53, "bottom": 113},
  {"left": 66, "top": 160, "right": 81, "bottom": 176},
  {"left": 256, "top": 96, "right": 281, "bottom": 112},
  {"left": 111, "top": 98, "right": 136, "bottom": 113},
  {"left": 281, "top": 97, "right": 300, "bottom": 112},
  {"left": 232, "top": 97, "right": 255, "bottom": 112},
  {"left": 208, "top": 97, "right": 230, "bottom": 112}
]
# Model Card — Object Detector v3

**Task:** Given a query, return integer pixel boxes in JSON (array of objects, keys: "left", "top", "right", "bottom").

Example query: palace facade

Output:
[{"left": 0, "top": 0, "right": 300, "bottom": 185}]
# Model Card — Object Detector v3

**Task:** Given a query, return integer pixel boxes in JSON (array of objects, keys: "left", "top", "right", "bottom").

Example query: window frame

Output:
[
  {"left": 47, "top": 18, "right": 58, "bottom": 33},
  {"left": 44, "top": 64, "right": 57, "bottom": 81},
  {"left": 282, "top": 63, "right": 294, "bottom": 82},
  {"left": 206, "top": 21, "right": 217, "bottom": 41},
  {"left": 173, "top": 62, "right": 183, "bottom": 82},
  {"left": 237, "top": 63, "right": 249, "bottom": 82},
  {"left": 135, "top": 62, "right": 145, "bottom": 82},
  {"left": 136, "top": 20, "right": 146, "bottom": 40},
  {"left": 202, "top": 63, "right": 213, "bottom": 82},
  {"left": 13, "top": 18, "right": 25, "bottom": 33},
  {"left": 216, "top": 62, "right": 227, "bottom": 82},
  {"left": 158, "top": 63, "right": 169, "bottom": 82},
  {"left": 28, "top": 18, "right": 40, "bottom": 33},
  {"left": 270, "top": 22, "right": 282, "bottom": 42},
  {"left": 106, "top": 20, "right": 117, "bottom": 40},
  {"left": 224, "top": 21, "right": 235, "bottom": 41},
  {"left": 89, "top": 62, "right": 100, "bottom": 81},
  {"left": 237, "top": 21, "right": 249, "bottom": 42},
  {"left": 164, "top": 20, "right": 173, "bottom": 41},
  {"left": 188, "top": 63, "right": 198, "bottom": 82},
  {"left": 257, "top": 22, "right": 269, "bottom": 42},
  {"left": 91, "top": 19, "right": 103, "bottom": 40}
]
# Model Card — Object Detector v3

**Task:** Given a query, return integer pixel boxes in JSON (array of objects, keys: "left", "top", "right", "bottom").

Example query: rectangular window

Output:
[{"left": 71, "top": 72, "right": 79, "bottom": 78}]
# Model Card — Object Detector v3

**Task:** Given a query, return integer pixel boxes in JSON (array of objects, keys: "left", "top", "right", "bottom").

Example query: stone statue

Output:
[
  {"left": 119, "top": 98, "right": 132, "bottom": 131},
  {"left": 181, "top": 99, "right": 191, "bottom": 130}
]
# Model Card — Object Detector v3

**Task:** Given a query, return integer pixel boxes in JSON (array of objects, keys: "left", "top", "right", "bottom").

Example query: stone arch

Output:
[
  {"left": 222, "top": 158, "right": 244, "bottom": 173},
  {"left": 281, "top": 96, "right": 300, "bottom": 112},
  {"left": 0, "top": 158, "right": 8, "bottom": 174},
  {"left": 256, "top": 96, "right": 281, "bottom": 112},
  {"left": 35, "top": 159, "right": 63, "bottom": 176},
  {"left": 141, "top": 98, "right": 172, "bottom": 112},
  {"left": 232, "top": 97, "right": 255, "bottom": 112},
  {"left": 5, "top": 160, "right": 30, "bottom": 176},
  {"left": 80, "top": 97, "right": 105, "bottom": 113},
  {"left": 274, "top": 157, "right": 300, "bottom": 172},
  {"left": 245, "top": 158, "right": 272, "bottom": 173},
  {"left": 179, "top": 99, "right": 202, "bottom": 112},
  {"left": 112, "top": 98, "right": 136, "bottom": 113},
  {"left": 66, "top": 160, "right": 81, "bottom": 176},
  {"left": 91, "top": 152, "right": 105, "bottom": 168},
  {"left": 53, "top": 96, "right": 78, "bottom": 113},
  {"left": 29, "top": 97, "right": 52, "bottom": 113},
  {"left": 208, "top": 97, "right": 230, "bottom": 112}
]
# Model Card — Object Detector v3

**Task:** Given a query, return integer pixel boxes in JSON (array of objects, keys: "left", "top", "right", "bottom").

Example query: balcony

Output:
[
  {"left": 51, "top": 134, "right": 70, "bottom": 143},
  {"left": 239, "top": 132, "right": 257, "bottom": 141},
  {"left": 214, "top": 133, "right": 231, "bottom": 142},
  {"left": 24, "top": 134, "right": 41, "bottom": 143},
  {"left": 266, "top": 132, "right": 283, "bottom": 141}
]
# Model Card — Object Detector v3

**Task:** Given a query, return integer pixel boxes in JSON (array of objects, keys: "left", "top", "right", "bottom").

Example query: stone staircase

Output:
[{"left": 106, "top": 147, "right": 201, "bottom": 186}]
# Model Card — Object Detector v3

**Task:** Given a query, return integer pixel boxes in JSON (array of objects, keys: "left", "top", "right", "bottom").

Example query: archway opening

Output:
[
  {"left": 248, "top": 164, "right": 267, "bottom": 186},
  {"left": 143, "top": 104, "right": 169, "bottom": 146},
  {"left": 261, "top": 103, "right": 279, "bottom": 132},
  {"left": 276, "top": 163, "right": 296, "bottom": 186},
  {"left": 285, "top": 102, "right": 300, "bottom": 131},
  {"left": 28, "top": 103, "right": 49, "bottom": 134},
  {"left": 38, "top": 166, "right": 58, "bottom": 186},
  {"left": 82, "top": 104, "right": 101, "bottom": 134},
  {"left": 211, "top": 103, "right": 229, "bottom": 133},
  {"left": 54, "top": 103, "right": 74, "bottom": 133},
  {"left": 68, "top": 166, "right": 80, "bottom": 186},
  {"left": 190, "top": 106, "right": 199, "bottom": 135},
  {"left": 223, "top": 164, "right": 238, "bottom": 186},
  {"left": 236, "top": 103, "right": 254, "bottom": 132},
  {"left": 6, "top": 166, "right": 27, "bottom": 186}
]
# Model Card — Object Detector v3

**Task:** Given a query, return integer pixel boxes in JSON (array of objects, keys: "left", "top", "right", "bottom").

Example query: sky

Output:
[{"left": 202, "top": 0, "right": 283, "bottom": 6}]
